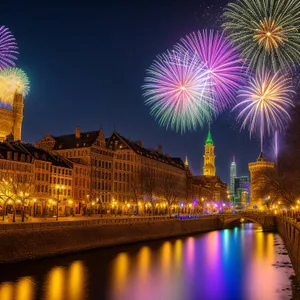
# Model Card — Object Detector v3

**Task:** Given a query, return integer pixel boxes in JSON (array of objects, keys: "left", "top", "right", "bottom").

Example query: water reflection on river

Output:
[{"left": 0, "top": 223, "right": 294, "bottom": 300}]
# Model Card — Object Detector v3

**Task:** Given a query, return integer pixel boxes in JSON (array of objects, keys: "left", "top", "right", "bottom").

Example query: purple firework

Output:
[
  {"left": 175, "top": 29, "right": 245, "bottom": 112},
  {"left": 0, "top": 26, "right": 18, "bottom": 69}
]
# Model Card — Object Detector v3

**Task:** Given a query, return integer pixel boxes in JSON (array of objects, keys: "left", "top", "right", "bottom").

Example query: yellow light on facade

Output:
[{"left": 127, "top": 204, "right": 130, "bottom": 208}]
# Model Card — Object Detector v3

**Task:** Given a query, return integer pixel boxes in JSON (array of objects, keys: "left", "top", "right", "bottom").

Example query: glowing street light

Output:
[{"left": 55, "top": 185, "right": 65, "bottom": 221}]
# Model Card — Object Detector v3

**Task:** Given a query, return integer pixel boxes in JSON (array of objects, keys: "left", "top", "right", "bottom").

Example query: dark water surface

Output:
[{"left": 0, "top": 223, "right": 295, "bottom": 300}]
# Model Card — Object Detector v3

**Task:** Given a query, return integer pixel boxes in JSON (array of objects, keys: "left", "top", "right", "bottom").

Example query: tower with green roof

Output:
[{"left": 203, "top": 129, "right": 216, "bottom": 176}]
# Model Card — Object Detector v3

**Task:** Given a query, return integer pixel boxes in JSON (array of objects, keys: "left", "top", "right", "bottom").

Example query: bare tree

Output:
[
  {"left": 129, "top": 170, "right": 141, "bottom": 214},
  {"left": 159, "top": 173, "right": 183, "bottom": 216},
  {"left": 8, "top": 175, "right": 35, "bottom": 222},
  {"left": 0, "top": 178, "right": 15, "bottom": 221},
  {"left": 141, "top": 168, "right": 158, "bottom": 215}
]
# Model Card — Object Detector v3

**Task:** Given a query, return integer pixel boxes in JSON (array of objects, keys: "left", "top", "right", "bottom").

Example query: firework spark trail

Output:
[
  {"left": 233, "top": 69, "right": 295, "bottom": 152},
  {"left": 0, "top": 26, "right": 18, "bottom": 69},
  {"left": 0, "top": 68, "right": 30, "bottom": 105},
  {"left": 142, "top": 50, "right": 215, "bottom": 133},
  {"left": 223, "top": 0, "right": 300, "bottom": 72},
  {"left": 175, "top": 29, "right": 245, "bottom": 113}
]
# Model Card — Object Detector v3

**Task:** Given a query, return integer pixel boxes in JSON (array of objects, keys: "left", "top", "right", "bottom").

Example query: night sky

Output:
[{"left": 1, "top": 0, "right": 269, "bottom": 183}]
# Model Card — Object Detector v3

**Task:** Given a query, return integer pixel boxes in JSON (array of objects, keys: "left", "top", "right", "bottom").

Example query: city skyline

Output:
[{"left": 0, "top": 0, "right": 274, "bottom": 183}]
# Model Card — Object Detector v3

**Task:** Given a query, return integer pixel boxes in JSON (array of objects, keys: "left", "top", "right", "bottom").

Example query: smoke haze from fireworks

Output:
[
  {"left": 233, "top": 69, "right": 295, "bottom": 152},
  {"left": 175, "top": 29, "right": 245, "bottom": 113},
  {"left": 142, "top": 50, "right": 215, "bottom": 133},
  {"left": 0, "top": 26, "right": 18, "bottom": 70}
]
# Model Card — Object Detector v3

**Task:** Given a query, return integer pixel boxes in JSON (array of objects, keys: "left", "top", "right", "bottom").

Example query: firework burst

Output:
[
  {"left": 233, "top": 69, "right": 295, "bottom": 151},
  {"left": 223, "top": 0, "right": 300, "bottom": 72},
  {"left": 0, "top": 68, "right": 30, "bottom": 105},
  {"left": 142, "top": 50, "right": 214, "bottom": 133},
  {"left": 0, "top": 26, "right": 18, "bottom": 69},
  {"left": 175, "top": 30, "right": 245, "bottom": 112}
]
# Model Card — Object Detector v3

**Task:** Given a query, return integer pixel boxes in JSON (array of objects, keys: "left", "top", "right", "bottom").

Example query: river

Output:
[{"left": 0, "top": 223, "right": 296, "bottom": 300}]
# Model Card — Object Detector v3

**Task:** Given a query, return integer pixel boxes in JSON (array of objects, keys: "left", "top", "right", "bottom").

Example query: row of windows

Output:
[
  {"left": 51, "top": 188, "right": 71, "bottom": 197},
  {"left": 92, "top": 160, "right": 112, "bottom": 169},
  {"left": 93, "top": 171, "right": 111, "bottom": 180},
  {"left": 0, "top": 173, "right": 33, "bottom": 182},
  {"left": 75, "top": 167, "right": 89, "bottom": 176},
  {"left": 36, "top": 185, "right": 49, "bottom": 193},
  {"left": 114, "top": 172, "right": 133, "bottom": 182},
  {"left": 63, "top": 149, "right": 88, "bottom": 157},
  {"left": 0, "top": 162, "right": 33, "bottom": 172},
  {"left": 52, "top": 167, "right": 72, "bottom": 175},
  {"left": 114, "top": 162, "right": 134, "bottom": 172},
  {"left": 92, "top": 181, "right": 111, "bottom": 190},
  {"left": 74, "top": 177, "right": 89, "bottom": 187},
  {"left": 115, "top": 153, "right": 135, "bottom": 161},
  {"left": 35, "top": 162, "right": 50, "bottom": 170},
  {"left": 6, "top": 152, "right": 31, "bottom": 163},
  {"left": 36, "top": 173, "right": 49, "bottom": 181},
  {"left": 50, "top": 177, "right": 72, "bottom": 186},
  {"left": 113, "top": 182, "right": 130, "bottom": 193}
]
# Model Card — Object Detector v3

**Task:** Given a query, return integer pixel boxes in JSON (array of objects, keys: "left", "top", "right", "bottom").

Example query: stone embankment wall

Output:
[
  {"left": 0, "top": 216, "right": 220, "bottom": 263},
  {"left": 276, "top": 217, "right": 300, "bottom": 282}
]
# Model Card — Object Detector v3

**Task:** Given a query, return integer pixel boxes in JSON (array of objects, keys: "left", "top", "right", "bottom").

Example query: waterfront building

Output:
[
  {"left": 248, "top": 152, "right": 275, "bottom": 208},
  {"left": 230, "top": 156, "right": 236, "bottom": 201},
  {"left": 0, "top": 141, "right": 74, "bottom": 216},
  {"left": 35, "top": 127, "right": 188, "bottom": 212}
]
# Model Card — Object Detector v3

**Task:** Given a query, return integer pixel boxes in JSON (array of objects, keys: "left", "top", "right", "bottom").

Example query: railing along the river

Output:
[{"left": 0, "top": 214, "right": 217, "bottom": 230}]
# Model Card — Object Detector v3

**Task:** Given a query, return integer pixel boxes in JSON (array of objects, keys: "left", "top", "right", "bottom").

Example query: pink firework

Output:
[
  {"left": 142, "top": 50, "right": 214, "bottom": 133},
  {"left": 175, "top": 29, "right": 245, "bottom": 112},
  {"left": 0, "top": 26, "right": 18, "bottom": 69}
]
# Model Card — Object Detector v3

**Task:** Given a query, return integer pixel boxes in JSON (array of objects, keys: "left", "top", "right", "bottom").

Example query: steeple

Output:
[
  {"left": 205, "top": 129, "right": 213, "bottom": 145},
  {"left": 184, "top": 155, "right": 189, "bottom": 167}
]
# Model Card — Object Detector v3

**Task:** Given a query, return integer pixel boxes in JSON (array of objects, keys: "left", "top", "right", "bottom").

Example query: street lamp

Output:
[
  {"left": 33, "top": 198, "right": 36, "bottom": 217},
  {"left": 55, "top": 185, "right": 65, "bottom": 221}
]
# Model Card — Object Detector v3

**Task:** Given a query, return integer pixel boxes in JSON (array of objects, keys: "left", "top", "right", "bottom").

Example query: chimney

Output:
[
  {"left": 157, "top": 145, "right": 162, "bottom": 154},
  {"left": 136, "top": 140, "right": 142, "bottom": 147},
  {"left": 75, "top": 126, "right": 80, "bottom": 139},
  {"left": 6, "top": 133, "right": 14, "bottom": 143}
]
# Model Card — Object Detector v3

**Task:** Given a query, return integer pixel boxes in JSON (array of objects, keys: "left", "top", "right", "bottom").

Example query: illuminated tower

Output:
[
  {"left": 203, "top": 129, "right": 216, "bottom": 176},
  {"left": 230, "top": 156, "right": 236, "bottom": 200},
  {"left": 248, "top": 152, "right": 275, "bottom": 208},
  {"left": 0, "top": 92, "right": 24, "bottom": 142},
  {"left": 12, "top": 92, "right": 24, "bottom": 141}
]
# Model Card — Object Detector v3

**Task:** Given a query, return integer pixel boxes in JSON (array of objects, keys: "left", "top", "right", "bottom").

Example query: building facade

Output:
[{"left": 35, "top": 127, "right": 189, "bottom": 213}]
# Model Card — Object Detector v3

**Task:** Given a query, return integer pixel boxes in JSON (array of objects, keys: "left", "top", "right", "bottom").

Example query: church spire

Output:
[
  {"left": 205, "top": 129, "right": 213, "bottom": 145},
  {"left": 184, "top": 155, "right": 189, "bottom": 167}
]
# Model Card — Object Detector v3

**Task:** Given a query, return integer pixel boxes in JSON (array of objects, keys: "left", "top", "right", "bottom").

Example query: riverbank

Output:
[
  {"left": 0, "top": 216, "right": 220, "bottom": 263},
  {"left": 276, "top": 217, "right": 300, "bottom": 285}
]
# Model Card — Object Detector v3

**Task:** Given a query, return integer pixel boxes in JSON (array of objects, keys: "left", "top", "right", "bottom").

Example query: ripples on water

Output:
[{"left": 0, "top": 223, "right": 295, "bottom": 300}]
